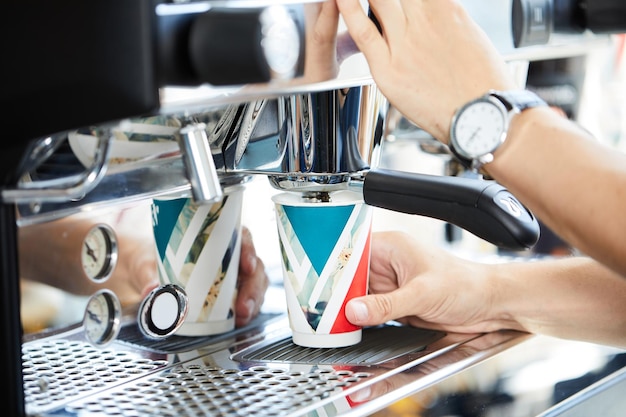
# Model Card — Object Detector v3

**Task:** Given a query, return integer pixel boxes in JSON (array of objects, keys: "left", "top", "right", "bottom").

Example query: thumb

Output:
[{"left": 345, "top": 292, "right": 405, "bottom": 327}]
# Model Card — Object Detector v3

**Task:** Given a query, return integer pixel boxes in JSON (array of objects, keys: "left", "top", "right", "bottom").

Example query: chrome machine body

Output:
[{"left": 2, "top": 1, "right": 626, "bottom": 416}]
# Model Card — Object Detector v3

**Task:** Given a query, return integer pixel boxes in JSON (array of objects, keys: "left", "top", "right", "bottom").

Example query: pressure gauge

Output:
[
  {"left": 81, "top": 223, "right": 118, "bottom": 282},
  {"left": 83, "top": 289, "right": 122, "bottom": 347}
]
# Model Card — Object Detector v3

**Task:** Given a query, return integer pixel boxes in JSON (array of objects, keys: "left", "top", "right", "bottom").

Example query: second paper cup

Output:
[{"left": 151, "top": 187, "right": 243, "bottom": 336}]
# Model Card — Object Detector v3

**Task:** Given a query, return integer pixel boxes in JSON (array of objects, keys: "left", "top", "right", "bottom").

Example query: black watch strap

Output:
[{"left": 490, "top": 90, "right": 547, "bottom": 111}]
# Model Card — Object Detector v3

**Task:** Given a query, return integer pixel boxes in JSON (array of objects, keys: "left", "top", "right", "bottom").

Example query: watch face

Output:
[
  {"left": 451, "top": 98, "right": 508, "bottom": 159},
  {"left": 81, "top": 224, "right": 118, "bottom": 282},
  {"left": 83, "top": 289, "right": 122, "bottom": 347}
]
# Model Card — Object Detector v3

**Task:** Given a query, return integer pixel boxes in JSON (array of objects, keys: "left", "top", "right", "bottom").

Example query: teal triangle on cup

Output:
[
  {"left": 152, "top": 198, "right": 187, "bottom": 260},
  {"left": 282, "top": 205, "right": 354, "bottom": 276}
]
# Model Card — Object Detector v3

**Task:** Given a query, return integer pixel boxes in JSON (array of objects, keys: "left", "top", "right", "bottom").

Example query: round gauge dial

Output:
[
  {"left": 83, "top": 289, "right": 122, "bottom": 347},
  {"left": 81, "top": 224, "right": 118, "bottom": 282}
]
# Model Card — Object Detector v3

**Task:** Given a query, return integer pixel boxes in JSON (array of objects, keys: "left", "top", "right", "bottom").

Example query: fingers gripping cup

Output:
[
  {"left": 151, "top": 187, "right": 243, "bottom": 337},
  {"left": 273, "top": 191, "right": 373, "bottom": 348}
]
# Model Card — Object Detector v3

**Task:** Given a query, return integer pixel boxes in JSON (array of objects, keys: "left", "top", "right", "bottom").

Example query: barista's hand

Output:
[
  {"left": 235, "top": 227, "right": 269, "bottom": 327},
  {"left": 344, "top": 231, "right": 520, "bottom": 334},
  {"left": 346, "top": 231, "right": 626, "bottom": 348},
  {"left": 335, "top": 0, "right": 517, "bottom": 143}
]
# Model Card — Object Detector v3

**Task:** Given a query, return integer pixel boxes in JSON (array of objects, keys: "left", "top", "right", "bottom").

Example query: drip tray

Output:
[
  {"left": 233, "top": 325, "right": 446, "bottom": 365},
  {"left": 117, "top": 312, "right": 281, "bottom": 353}
]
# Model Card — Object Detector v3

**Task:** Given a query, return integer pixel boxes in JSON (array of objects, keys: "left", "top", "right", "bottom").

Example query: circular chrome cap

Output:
[{"left": 138, "top": 284, "right": 188, "bottom": 339}]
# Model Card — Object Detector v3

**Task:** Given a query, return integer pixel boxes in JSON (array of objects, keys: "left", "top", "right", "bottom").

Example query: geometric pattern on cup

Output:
[
  {"left": 152, "top": 191, "right": 243, "bottom": 324},
  {"left": 275, "top": 201, "right": 372, "bottom": 335}
]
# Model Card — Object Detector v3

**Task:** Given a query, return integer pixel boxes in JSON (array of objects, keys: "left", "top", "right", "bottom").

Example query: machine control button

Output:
[
  {"left": 138, "top": 284, "right": 188, "bottom": 339},
  {"left": 512, "top": 0, "right": 553, "bottom": 48}
]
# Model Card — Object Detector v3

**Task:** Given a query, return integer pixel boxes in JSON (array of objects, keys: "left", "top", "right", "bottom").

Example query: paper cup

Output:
[
  {"left": 272, "top": 190, "right": 372, "bottom": 348},
  {"left": 151, "top": 187, "right": 243, "bottom": 336}
]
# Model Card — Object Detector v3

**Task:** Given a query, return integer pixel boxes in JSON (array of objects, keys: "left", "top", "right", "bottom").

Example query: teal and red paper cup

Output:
[
  {"left": 272, "top": 190, "right": 373, "bottom": 348},
  {"left": 151, "top": 187, "right": 243, "bottom": 336}
]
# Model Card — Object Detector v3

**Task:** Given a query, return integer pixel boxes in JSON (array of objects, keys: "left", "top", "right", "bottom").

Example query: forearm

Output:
[
  {"left": 487, "top": 107, "right": 626, "bottom": 277},
  {"left": 19, "top": 217, "right": 94, "bottom": 294},
  {"left": 19, "top": 215, "right": 157, "bottom": 306},
  {"left": 491, "top": 256, "right": 626, "bottom": 348}
]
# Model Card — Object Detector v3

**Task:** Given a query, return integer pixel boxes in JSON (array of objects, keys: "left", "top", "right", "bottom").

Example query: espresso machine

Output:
[{"left": 2, "top": 1, "right": 626, "bottom": 416}]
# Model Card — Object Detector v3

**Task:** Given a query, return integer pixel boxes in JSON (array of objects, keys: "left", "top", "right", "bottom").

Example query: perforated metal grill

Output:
[
  {"left": 66, "top": 364, "right": 372, "bottom": 416},
  {"left": 22, "top": 339, "right": 168, "bottom": 414},
  {"left": 23, "top": 338, "right": 373, "bottom": 416},
  {"left": 22, "top": 324, "right": 451, "bottom": 415}
]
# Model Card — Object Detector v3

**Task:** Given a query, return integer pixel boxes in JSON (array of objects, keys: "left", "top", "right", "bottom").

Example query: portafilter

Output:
[{"left": 212, "top": 84, "right": 539, "bottom": 251}]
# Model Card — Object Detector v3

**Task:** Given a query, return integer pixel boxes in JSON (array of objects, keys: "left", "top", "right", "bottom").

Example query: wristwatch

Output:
[{"left": 449, "top": 90, "right": 547, "bottom": 171}]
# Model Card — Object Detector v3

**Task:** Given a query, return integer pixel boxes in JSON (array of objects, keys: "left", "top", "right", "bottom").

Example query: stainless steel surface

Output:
[
  {"left": 20, "top": 308, "right": 516, "bottom": 417},
  {"left": 539, "top": 366, "right": 626, "bottom": 417},
  {"left": 8, "top": 0, "right": 609, "bottom": 216},
  {"left": 11, "top": 2, "right": 623, "bottom": 417},
  {"left": 264, "top": 85, "right": 386, "bottom": 191},
  {"left": 156, "top": 0, "right": 611, "bottom": 116},
  {"left": 23, "top": 306, "right": 625, "bottom": 417},
  {"left": 4, "top": 128, "right": 111, "bottom": 204},
  {"left": 14, "top": 157, "right": 251, "bottom": 227},
  {"left": 14, "top": 83, "right": 386, "bottom": 225}
]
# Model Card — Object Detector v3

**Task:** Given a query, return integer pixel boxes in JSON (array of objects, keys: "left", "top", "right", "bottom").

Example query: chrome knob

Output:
[{"left": 138, "top": 284, "right": 188, "bottom": 339}]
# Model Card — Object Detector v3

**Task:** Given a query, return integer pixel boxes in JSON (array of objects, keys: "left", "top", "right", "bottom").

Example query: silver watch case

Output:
[
  {"left": 449, "top": 90, "right": 547, "bottom": 170},
  {"left": 449, "top": 93, "right": 519, "bottom": 168}
]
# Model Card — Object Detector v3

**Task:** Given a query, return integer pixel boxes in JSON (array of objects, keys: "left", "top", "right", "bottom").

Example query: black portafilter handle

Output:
[{"left": 362, "top": 168, "right": 540, "bottom": 251}]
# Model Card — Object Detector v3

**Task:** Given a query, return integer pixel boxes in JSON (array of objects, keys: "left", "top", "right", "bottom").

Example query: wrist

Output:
[
  {"left": 485, "top": 263, "right": 528, "bottom": 332},
  {"left": 484, "top": 105, "right": 555, "bottom": 177}
]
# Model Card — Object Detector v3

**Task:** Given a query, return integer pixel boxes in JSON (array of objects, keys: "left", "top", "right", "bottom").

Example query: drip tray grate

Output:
[
  {"left": 117, "top": 312, "right": 281, "bottom": 353},
  {"left": 67, "top": 364, "right": 374, "bottom": 416},
  {"left": 233, "top": 325, "right": 445, "bottom": 365}
]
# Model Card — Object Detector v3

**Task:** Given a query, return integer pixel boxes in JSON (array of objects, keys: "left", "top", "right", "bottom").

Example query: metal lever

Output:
[
  {"left": 178, "top": 123, "right": 223, "bottom": 204},
  {"left": 2, "top": 129, "right": 111, "bottom": 204}
]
